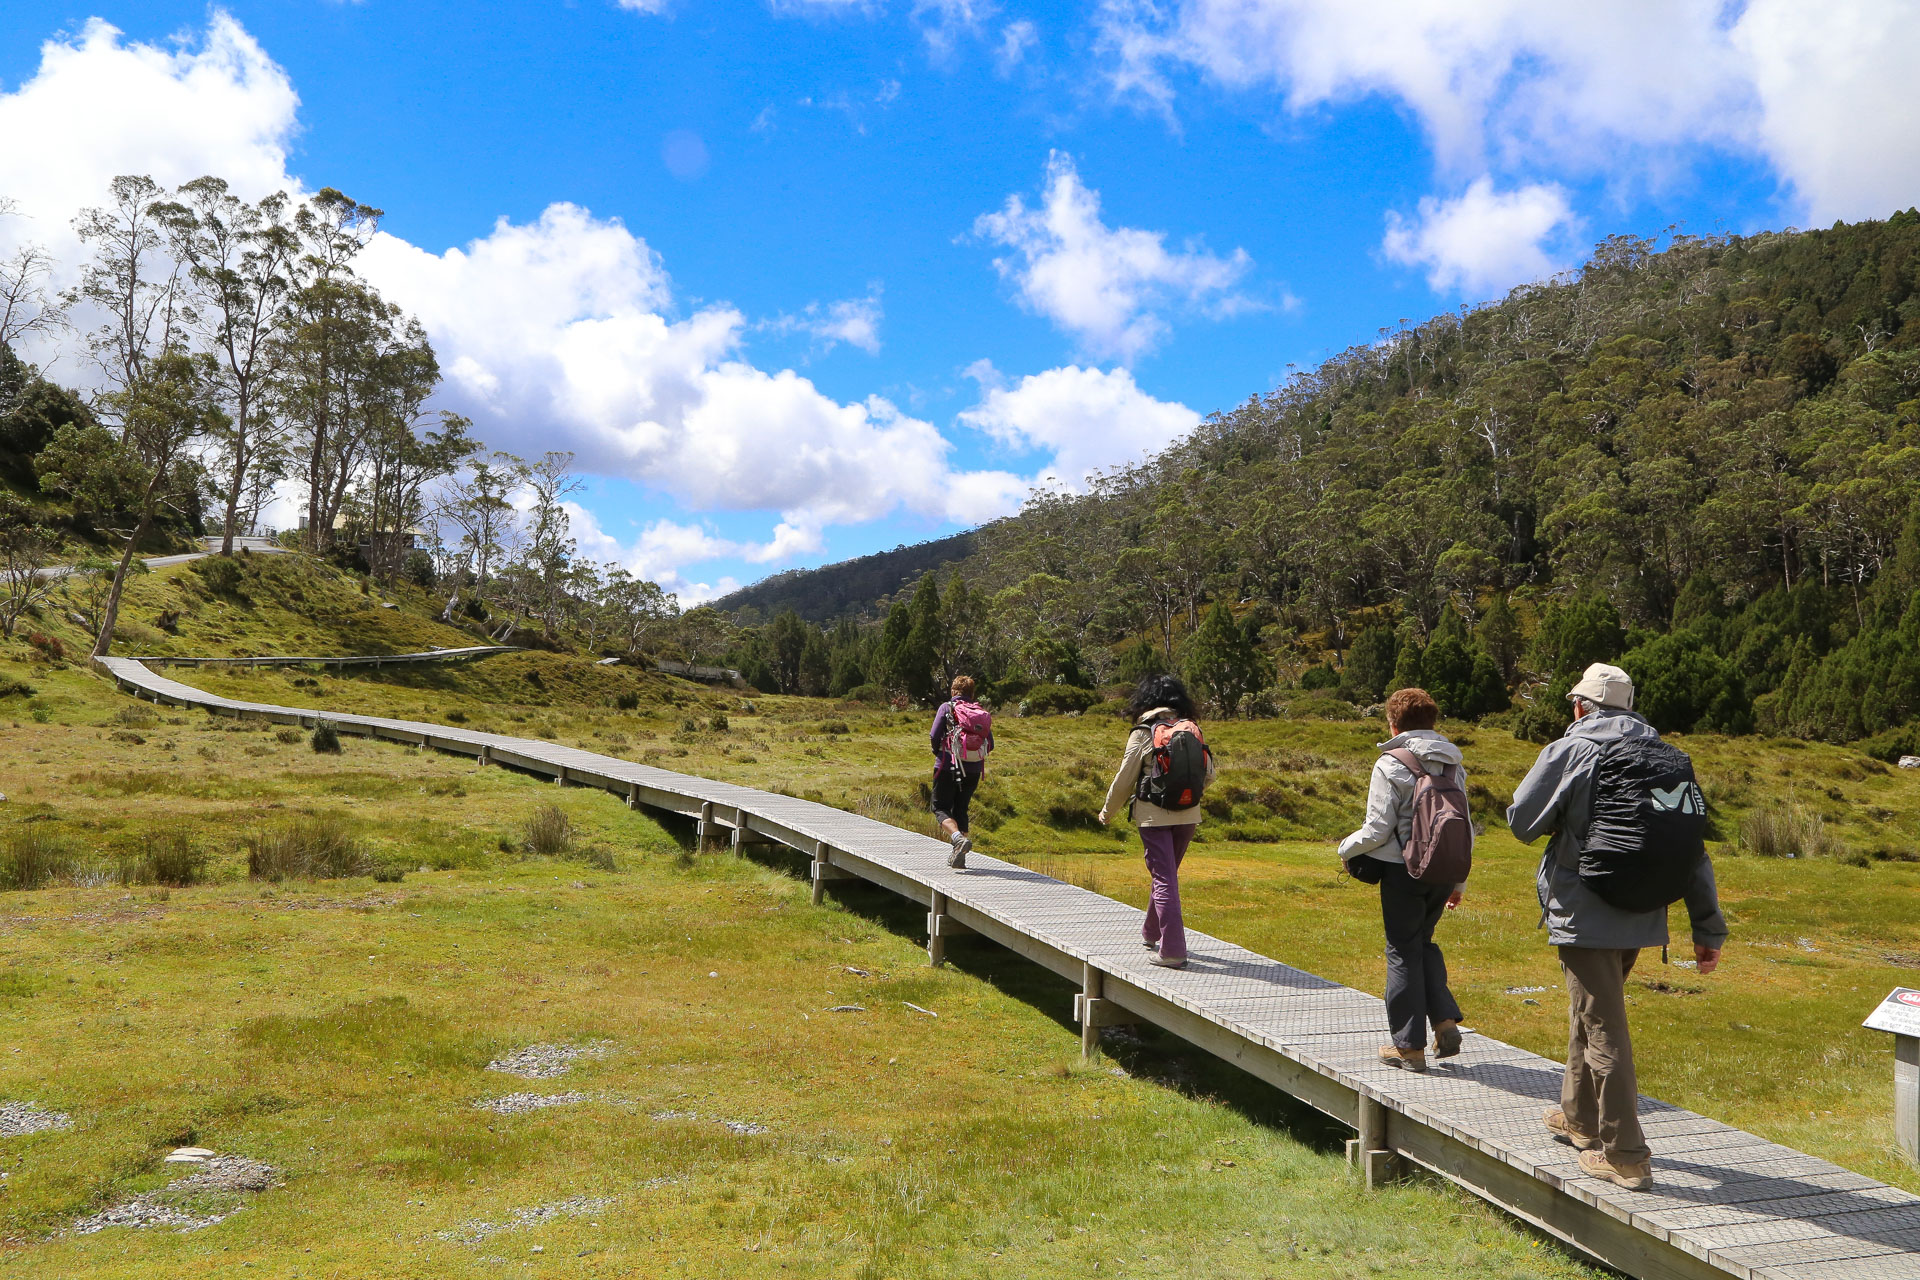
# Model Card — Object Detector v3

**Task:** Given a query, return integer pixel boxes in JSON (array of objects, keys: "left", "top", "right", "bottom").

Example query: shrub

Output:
[
  {"left": 247, "top": 817, "right": 372, "bottom": 881},
  {"left": 1043, "top": 793, "right": 1103, "bottom": 829},
  {"left": 122, "top": 829, "right": 208, "bottom": 887},
  {"left": 311, "top": 721, "right": 342, "bottom": 754},
  {"left": 402, "top": 549, "right": 436, "bottom": 588},
  {"left": 841, "top": 683, "right": 888, "bottom": 705},
  {"left": 817, "top": 720, "right": 849, "bottom": 735},
  {"left": 679, "top": 716, "right": 699, "bottom": 734},
  {"left": 1021, "top": 683, "right": 1101, "bottom": 716},
  {"left": 0, "top": 678, "right": 34, "bottom": 699},
  {"left": 192, "top": 555, "right": 244, "bottom": 596},
  {"left": 523, "top": 803, "right": 573, "bottom": 857},
  {"left": 1738, "top": 800, "right": 1850, "bottom": 861},
  {"left": 27, "top": 701, "right": 52, "bottom": 724},
  {"left": 0, "top": 826, "right": 81, "bottom": 890},
  {"left": 710, "top": 713, "right": 728, "bottom": 732},
  {"left": 1299, "top": 662, "right": 1338, "bottom": 691},
  {"left": 1282, "top": 692, "right": 1361, "bottom": 720},
  {"left": 274, "top": 726, "right": 302, "bottom": 744},
  {"left": 24, "top": 632, "right": 63, "bottom": 662},
  {"left": 371, "top": 863, "right": 407, "bottom": 883},
  {"left": 613, "top": 692, "right": 640, "bottom": 711},
  {"left": 444, "top": 709, "right": 468, "bottom": 724}
]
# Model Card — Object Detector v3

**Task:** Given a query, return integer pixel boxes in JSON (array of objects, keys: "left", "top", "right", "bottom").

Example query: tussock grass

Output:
[
  {"left": 1740, "top": 798, "right": 1852, "bottom": 861},
  {"left": 523, "top": 803, "right": 573, "bottom": 857},
  {"left": 0, "top": 826, "right": 82, "bottom": 890},
  {"left": 310, "top": 720, "right": 342, "bottom": 754},
  {"left": 246, "top": 815, "right": 372, "bottom": 881},
  {"left": 119, "top": 828, "right": 208, "bottom": 887}
]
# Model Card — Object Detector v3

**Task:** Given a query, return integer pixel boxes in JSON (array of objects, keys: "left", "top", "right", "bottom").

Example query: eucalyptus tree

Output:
[
  {"left": 518, "top": 451, "right": 583, "bottom": 638},
  {"left": 436, "top": 451, "right": 522, "bottom": 602},
  {"left": 0, "top": 197, "right": 67, "bottom": 366},
  {"left": 166, "top": 178, "right": 299, "bottom": 554},
  {"left": 68, "top": 175, "right": 183, "bottom": 400},
  {"left": 0, "top": 493, "right": 61, "bottom": 639}
]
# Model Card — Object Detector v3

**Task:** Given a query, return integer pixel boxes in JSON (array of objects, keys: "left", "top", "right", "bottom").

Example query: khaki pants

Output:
[{"left": 1558, "top": 946, "right": 1650, "bottom": 1165}]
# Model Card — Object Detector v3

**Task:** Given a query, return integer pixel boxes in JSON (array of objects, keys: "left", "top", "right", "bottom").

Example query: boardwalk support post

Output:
[
  {"left": 697, "top": 801, "right": 716, "bottom": 852},
  {"left": 1075, "top": 964, "right": 1137, "bottom": 1060},
  {"left": 810, "top": 840, "right": 851, "bottom": 904},
  {"left": 926, "top": 891, "right": 973, "bottom": 967},
  {"left": 626, "top": 782, "right": 639, "bottom": 810},
  {"left": 730, "top": 821, "right": 772, "bottom": 853},
  {"left": 1350, "top": 1093, "right": 1400, "bottom": 1189}
]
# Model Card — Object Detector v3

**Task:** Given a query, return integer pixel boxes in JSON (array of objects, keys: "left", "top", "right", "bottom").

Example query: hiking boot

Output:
[
  {"left": 1544, "top": 1109, "right": 1601, "bottom": 1151},
  {"left": 1577, "top": 1148, "right": 1653, "bottom": 1191},
  {"left": 1148, "top": 953, "right": 1187, "bottom": 969},
  {"left": 1378, "top": 1045, "right": 1427, "bottom": 1072},
  {"left": 1432, "top": 1019, "right": 1463, "bottom": 1059},
  {"left": 946, "top": 831, "right": 970, "bottom": 869}
]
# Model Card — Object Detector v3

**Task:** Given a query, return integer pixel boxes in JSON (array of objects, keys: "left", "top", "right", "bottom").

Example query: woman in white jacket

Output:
[{"left": 1338, "top": 687, "right": 1467, "bottom": 1072}]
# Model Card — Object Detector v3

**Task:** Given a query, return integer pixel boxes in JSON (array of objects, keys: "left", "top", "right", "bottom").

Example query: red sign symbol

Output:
[{"left": 1895, "top": 991, "right": 1920, "bottom": 1009}]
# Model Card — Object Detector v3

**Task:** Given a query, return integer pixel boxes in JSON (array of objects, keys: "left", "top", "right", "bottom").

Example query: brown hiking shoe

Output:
[
  {"left": 1577, "top": 1148, "right": 1653, "bottom": 1190},
  {"left": 1432, "top": 1019, "right": 1463, "bottom": 1058},
  {"left": 1378, "top": 1045, "right": 1427, "bottom": 1072},
  {"left": 1543, "top": 1109, "right": 1601, "bottom": 1151}
]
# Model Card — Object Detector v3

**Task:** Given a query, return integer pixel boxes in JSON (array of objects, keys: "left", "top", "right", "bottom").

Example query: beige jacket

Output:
[{"left": 1100, "top": 707, "right": 1216, "bottom": 828}]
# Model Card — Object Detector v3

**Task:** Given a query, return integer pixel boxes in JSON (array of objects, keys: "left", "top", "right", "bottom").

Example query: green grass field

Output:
[{"left": 0, "top": 555, "right": 1916, "bottom": 1276}]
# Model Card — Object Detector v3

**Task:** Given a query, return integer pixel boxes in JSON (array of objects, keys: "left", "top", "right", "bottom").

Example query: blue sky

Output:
[{"left": 1, "top": 2, "right": 1916, "bottom": 599}]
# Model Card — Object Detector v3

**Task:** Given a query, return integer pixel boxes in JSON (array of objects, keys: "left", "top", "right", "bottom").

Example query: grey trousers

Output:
[
  {"left": 1379, "top": 861, "right": 1462, "bottom": 1051},
  {"left": 1559, "top": 945, "right": 1650, "bottom": 1165}
]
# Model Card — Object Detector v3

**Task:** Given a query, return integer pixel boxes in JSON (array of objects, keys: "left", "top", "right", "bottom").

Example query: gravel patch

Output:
[
  {"left": 486, "top": 1041, "right": 613, "bottom": 1080},
  {"left": 474, "top": 1091, "right": 591, "bottom": 1115},
  {"left": 648, "top": 1109, "right": 767, "bottom": 1136},
  {"left": 0, "top": 1102, "right": 72, "bottom": 1137},
  {"left": 439, "top": 1194, "right": 615, "bottom": 1244},
  {"left": 70, "top": 1157, "right": 280, "bottom": 1235}
]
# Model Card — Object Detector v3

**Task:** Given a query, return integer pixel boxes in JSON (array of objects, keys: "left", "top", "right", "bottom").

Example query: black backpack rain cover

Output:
[{"left": 1577, "top": 737, "right": 1708, "bottom": 913}]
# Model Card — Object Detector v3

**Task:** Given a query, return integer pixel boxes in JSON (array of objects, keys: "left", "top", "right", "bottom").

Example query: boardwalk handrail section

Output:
[
  {"left": 128, "top": 645, "right": 521, "bottom": 669},
  {"left": 95, "top": 654, "right": 1920, "bottom": 1280}
]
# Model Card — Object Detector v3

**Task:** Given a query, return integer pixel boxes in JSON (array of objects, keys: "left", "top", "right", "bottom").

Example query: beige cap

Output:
[{"left": 1568, "top": 662, "right": 1634, "bottom": 710}]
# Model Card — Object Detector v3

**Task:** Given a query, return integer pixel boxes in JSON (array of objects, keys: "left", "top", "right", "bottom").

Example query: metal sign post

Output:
[{"left": 1864, "top": 987, "right": 1920, "bottom": 1162}]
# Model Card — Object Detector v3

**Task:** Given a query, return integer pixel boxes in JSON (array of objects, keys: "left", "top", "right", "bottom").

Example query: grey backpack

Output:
[{"left": 1385, "top": 748, "right": 1474, "bottom": 884}]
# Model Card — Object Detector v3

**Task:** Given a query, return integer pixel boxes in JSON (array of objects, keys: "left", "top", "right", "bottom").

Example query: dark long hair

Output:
[{"left": 1126, "top": 674, "right": 1197, "bottom": 722}]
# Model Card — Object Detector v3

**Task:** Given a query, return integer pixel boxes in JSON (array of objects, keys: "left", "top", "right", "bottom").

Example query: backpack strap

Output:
[{"left": 1384, "top": 748, "right": 1429, "bottom": 778}]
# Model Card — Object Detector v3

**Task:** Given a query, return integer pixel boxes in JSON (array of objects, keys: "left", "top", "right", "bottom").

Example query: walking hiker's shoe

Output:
[
  {"left": 1148, "top": 953, "right": 1187, "bottom": 968},
  {"left": 1432, "top": 1019, "right": 1463, "bottom": 1059},
  {"left": 1577, "top": 1148, "right": 1653, "bottom": 1191},
  {"left": 1143, "top": 939, "right": 1159, "bottom": 950},
  {"left": 1544, "top": 1109, "right": 1602, "bottom": 1151},
  {"left": 946, "top": 831, "right": 970, "bottom": 869},
  {"left": 1378, "top": 1045, "right": 1427, "bottom": 1072}
]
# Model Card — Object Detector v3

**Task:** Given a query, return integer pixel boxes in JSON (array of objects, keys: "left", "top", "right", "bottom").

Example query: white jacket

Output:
[{"left": 1337, "top": 730, "right": 1468, "bottom": 865}]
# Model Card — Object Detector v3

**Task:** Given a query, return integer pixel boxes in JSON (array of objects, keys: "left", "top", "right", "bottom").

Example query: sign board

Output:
[{"left": 1865, "top": 988, "right": 1920, "bottom": 1037}]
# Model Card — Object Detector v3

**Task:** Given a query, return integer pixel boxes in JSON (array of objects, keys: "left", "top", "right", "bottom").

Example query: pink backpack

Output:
[
  {"left": 1384, "top": 748, "right": 1473, "bottom": 884},
  {"left": 947, "top": 700, "right": 993, "bottom": 771}
]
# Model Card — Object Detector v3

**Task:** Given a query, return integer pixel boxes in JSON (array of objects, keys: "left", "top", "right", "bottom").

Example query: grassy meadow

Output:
[{"left": 0, "top": 555, "right": 1914, "bottom": 1275}]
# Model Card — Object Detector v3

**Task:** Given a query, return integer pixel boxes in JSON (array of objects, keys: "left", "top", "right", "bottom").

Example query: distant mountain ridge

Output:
[{"left": 711, "top": 530, "right": 977, "bottom": 623}]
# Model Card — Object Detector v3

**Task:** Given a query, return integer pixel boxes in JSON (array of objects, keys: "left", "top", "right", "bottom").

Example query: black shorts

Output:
[{"left": 932, "top": 767, "right": 981, "bottom": 831}]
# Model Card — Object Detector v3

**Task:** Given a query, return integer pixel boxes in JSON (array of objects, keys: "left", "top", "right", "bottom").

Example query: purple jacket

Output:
[{"left": 931, "top": 700, "right": 993, "bottom": 776}]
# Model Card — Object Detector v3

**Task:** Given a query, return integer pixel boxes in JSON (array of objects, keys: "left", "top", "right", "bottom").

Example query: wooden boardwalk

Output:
[
  {"left": 128, "top": 645, "right": 519, "bottom": 670},
  {"left": 96, "top": 654, "right": 1920, "bottom": 1280}
]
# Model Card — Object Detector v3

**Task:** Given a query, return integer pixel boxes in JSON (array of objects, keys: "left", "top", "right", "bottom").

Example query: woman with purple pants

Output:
[{"left": 1098, "top": 675, "right": 1215, "bottom": 969}]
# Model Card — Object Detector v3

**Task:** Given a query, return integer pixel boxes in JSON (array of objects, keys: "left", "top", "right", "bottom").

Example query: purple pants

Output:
[{"left": 1139, "top": 824, "right": 1195, "bottom": 960}]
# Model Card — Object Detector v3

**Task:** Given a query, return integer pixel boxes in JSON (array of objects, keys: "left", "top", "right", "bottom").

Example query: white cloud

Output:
[
  {"left": 0, "top": 14, "right": 300, "bottom": 371},
  {"left": 973, "top": 152, "right": 1253, "bottom": 362},
  {"left": 960, "top": 362, "right": 1200, "bottom": 486},
  {"left": 1733, "top": 0, "right": 1920, "bottom": 225},
  {"left": 615, "top": 0, "right": 674, "bottom": 13},
  {"left": 1382, "top": 177, "right": 1579, "bottom": 299},
  {"left": 765, "top": 288, "right": 884, "bottom": 354},
  {"left": 1095, "top": 0, "right": 1920, "bottom": 230},
  {"left": 995, "top": 20, "right": 1039, "bottom": 72},
  {"left": 914, "top": 0, "right": 995, "bottom": 56}
]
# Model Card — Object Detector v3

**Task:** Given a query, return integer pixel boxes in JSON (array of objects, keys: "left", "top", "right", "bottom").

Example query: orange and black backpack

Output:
[{"left": 1135, "top": 718, "right": 1210, "bottom": 810}]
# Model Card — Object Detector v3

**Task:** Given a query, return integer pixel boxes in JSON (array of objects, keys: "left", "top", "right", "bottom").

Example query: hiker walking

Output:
[
  {"left": 1337, "top": 688, "right": 1472, "bottom": 1073},
  {"left": 930, "top": 676, "right": 993, "bottom": 869},
  {"left": 1507, "top": 662, "right": 1727, "bottom": 1192},
  {"left": 1098, "top": 675, "right": 1215, "bottom": 969}
]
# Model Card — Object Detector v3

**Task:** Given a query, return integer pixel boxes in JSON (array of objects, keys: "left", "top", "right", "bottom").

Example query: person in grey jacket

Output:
[
  {"left": 1338, "top": 687, "right": 1467, "bottom": 1072},
  {"left": 1507, "top": 662, "right": 1728, "bottom": 1192}
]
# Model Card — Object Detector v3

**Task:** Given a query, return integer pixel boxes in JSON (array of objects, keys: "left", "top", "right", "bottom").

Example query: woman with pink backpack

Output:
[{"left": 930, "top": 676, "right": 994, "bottom": 869}]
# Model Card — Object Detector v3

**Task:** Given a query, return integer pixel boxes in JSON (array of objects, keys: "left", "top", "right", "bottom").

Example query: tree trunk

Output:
[
  {"left": 220, "top": 470, "right": 243, "bottom": 556},
  {"left": 90, "top": 510, "right": 155, "bottom": 660}
]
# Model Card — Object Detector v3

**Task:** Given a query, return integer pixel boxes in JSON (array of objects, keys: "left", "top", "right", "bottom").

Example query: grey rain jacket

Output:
[
  {"left": 1337, "top": 730, "right": 1469, "bottom": 869},
  {"left": 1505, "top": 706, "right": 1729, "bottom": 950}
]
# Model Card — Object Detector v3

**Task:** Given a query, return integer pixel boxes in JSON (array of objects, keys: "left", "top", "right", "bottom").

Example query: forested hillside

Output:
[
  {"left": 712, "top": 529, "right": 975, "bottom": 623},
  {"left": 719, "top": 215, "right": 1920, "bottom": 752}
]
